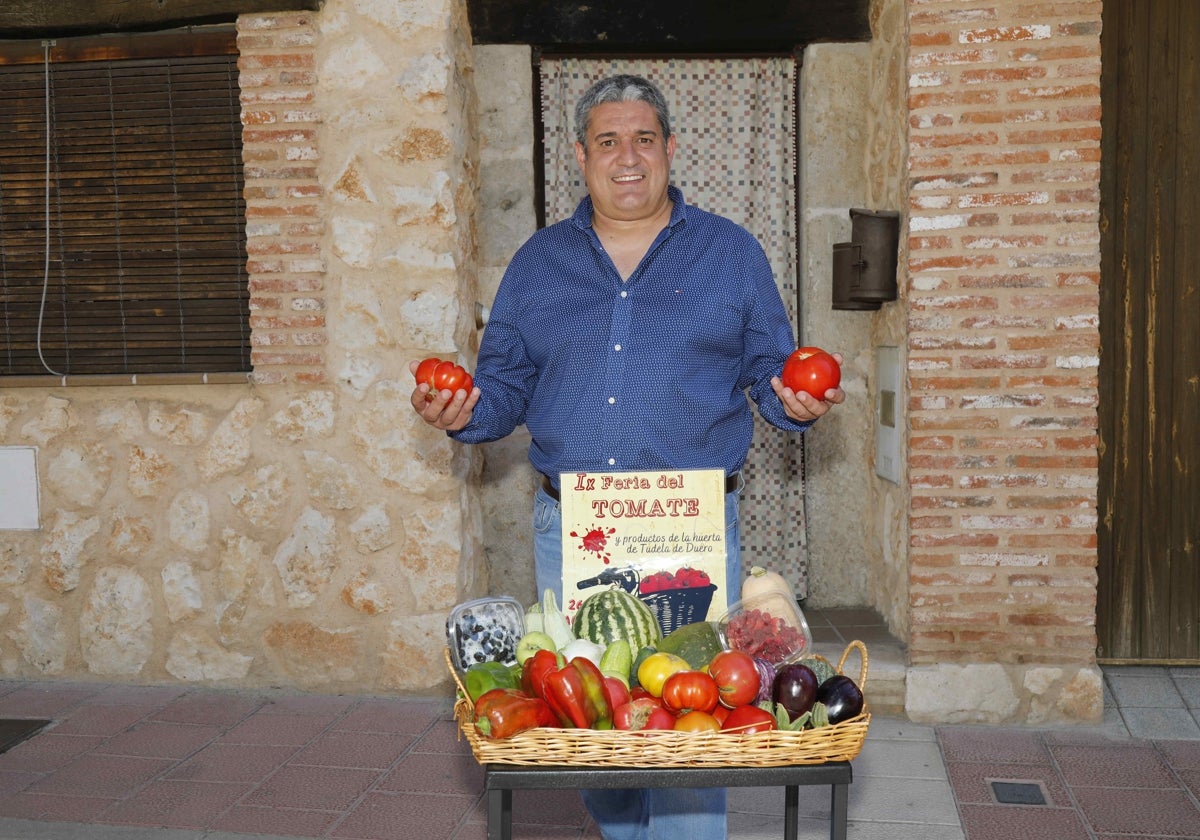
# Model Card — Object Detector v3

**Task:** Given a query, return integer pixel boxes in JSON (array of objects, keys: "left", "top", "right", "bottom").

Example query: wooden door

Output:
[{"left": 1097, "top": 0, "right": 1200, "bottom": 662}]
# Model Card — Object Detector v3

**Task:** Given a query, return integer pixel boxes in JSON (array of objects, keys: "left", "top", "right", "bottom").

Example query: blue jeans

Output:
[{"left": 533, "top": 484, "right": 742, "bottom": 840}]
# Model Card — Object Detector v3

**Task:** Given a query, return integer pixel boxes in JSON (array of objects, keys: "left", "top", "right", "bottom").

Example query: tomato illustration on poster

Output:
[{"left": 559, "top": 468, "right": 729, "bottom": 638}]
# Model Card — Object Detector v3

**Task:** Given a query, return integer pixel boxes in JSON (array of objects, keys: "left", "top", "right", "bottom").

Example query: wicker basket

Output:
[
  {"left": 450, "top": 640, "right": 870, "bottom": 768},
  {"left": 640, "top": 584, "right": 719, "bottom": 636}
]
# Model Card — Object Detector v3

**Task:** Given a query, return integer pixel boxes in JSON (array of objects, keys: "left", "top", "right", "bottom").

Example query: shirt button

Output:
[
  {"left": 620, "top": 291, "right": 628, "bottom": 298},
  {"left": 614, "top": 344, "right": 621, "bottom": 351},
  {"left": 608, "top": 397, "right": 616, "bottom": 404},
  {"left": 608, "top": 458, "right": 616, "bottom": 466}
]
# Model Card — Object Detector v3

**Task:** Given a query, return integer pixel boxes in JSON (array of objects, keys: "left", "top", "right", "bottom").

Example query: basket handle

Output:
[
  {"left": 836, "top": 639, "right": 869, "bottom": 690},
  {"left": 444, "top": 648, "right": 475, "bottom": 712}
]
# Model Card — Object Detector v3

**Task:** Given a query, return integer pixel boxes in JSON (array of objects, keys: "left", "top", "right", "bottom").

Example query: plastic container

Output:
[
  {"left": 715, "top": 590, "right": 812, "bottom": 665},
  {"left": 446, "top": 596, "right": 526, "bottom": 675}
]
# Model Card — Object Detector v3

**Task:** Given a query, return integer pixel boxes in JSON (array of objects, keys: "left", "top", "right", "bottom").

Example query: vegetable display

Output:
[
  {"left": 781, "top": 346, "right": 841, "bottom": 399},
  {"left": 452, "top": 590, "right": 865, "bottom": 742}
]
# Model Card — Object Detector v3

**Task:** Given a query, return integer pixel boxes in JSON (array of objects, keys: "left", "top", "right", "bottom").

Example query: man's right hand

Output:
[{"left": 409, "top": 360, "right": 479, "bottom": 431}]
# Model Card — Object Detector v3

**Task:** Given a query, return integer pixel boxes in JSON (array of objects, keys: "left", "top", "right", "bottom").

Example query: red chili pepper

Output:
[
  {"left": 543, "top": 656, "right": 614, "bottom": 730},
  {"left": 472, "top": 688, "right": 557, "bottom": 739},
  {"left": 521, "top": 648, "right": 564, "bottom": 700}
]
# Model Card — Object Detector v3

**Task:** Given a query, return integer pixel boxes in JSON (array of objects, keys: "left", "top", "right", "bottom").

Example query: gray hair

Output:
[{"left": 574, "top": 74, "right": 673, "bottom": 147}]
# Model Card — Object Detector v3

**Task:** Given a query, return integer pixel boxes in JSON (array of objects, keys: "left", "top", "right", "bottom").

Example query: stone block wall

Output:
[{"left": 0, "top": 0, "right": 485, "bottom": 694}]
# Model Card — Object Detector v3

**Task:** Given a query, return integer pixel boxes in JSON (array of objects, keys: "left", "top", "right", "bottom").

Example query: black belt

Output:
[{"left": 539, "top": 472, "right": 740, "bottom": 501}]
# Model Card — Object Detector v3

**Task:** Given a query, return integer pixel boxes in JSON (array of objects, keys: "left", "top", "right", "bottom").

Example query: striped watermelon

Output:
[{"left": 573, "top": 589, "right": 662, "bottom": 652}]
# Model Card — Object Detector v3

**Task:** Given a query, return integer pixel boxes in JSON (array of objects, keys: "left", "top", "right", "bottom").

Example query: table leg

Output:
[
  {"left": 783, "top": 785, "right": 799, "bottom": 840},
  {"left": 829, "top": 781, "right": 848, "bottom": 840},
  {"left": 487, "top": 787, "right": 512, "bottom": 840}
]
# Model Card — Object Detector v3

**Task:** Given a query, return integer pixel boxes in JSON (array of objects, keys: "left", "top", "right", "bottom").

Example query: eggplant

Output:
[
  {"left": 816, "top": 674, "right": 864, "bottom": 723},
  {"left": 772, "top": 662, "right": 818, "bottom": 721}
]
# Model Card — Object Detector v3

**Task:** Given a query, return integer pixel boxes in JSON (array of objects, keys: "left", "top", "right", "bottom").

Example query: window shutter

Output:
[{"left": 0, "top": 32, "right": 250, "bottom": 378}]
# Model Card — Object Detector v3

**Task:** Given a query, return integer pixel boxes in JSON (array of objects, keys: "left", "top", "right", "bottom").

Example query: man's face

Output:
[{"left": 574, "top": 100, "right": 675, "bottom": 225}]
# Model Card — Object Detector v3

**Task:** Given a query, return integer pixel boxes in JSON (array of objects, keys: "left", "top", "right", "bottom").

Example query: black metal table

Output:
[{"left": 483, "top": 761, "right": 853, "bottom": 840}]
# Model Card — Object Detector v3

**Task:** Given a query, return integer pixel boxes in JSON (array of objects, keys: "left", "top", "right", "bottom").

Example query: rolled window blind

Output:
[{"left": 0, "top": 32, "right": 250, "bottom": 377}]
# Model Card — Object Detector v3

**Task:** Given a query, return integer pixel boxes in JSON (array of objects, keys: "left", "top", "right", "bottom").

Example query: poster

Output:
[{"left": 560, "top": 468, "right": 729, "bottom": 637}]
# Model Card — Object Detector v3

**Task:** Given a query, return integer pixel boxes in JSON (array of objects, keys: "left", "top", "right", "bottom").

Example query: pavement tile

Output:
[
  {"left": 946, "top": 760, "right": 1069, "bottom": 807},
  {"left": 1051, "top": 743, "right": 1178, "bottom": 788},
  {"left": 21, "top": 754, "right": 175, "bottom": 798},
  {"left": 0, "top": 734, "right": 107, "bottom": 773},
  {"left": 937, "top": 726, "right": 1050, "bottom": 764},
  {"left": 288, "top": 730, "right": 415, "bottom": 770},
  {"left": 1122, "top": 707, "right": 1200, "bottom": 740},
  {"left": 413, "top": 718, "right": 476, "bottom": 755},
  {"left": 851, "top": 738, "right": 947, "bottom": 780},
  {"left": 1173, "top": 676, "right": 1200, "bottom": 710},
  {"left": 219, "top": 713, "right": 338, "bottom": 747},
  {"left": 96, "top": 779, "right": 250, "bottom": 828},
  {"left": 94, "top": 721, "right": 223, "bottom": 760},
  {"left": 958, "top": 803, "right": 1091, "bottom": 840},
  {"left": 1071, "top": 786, "right": 1200, "bottom": 835},
  {"left": 0, "top": 791, "right": 117, "bottom": 823},
  {"left": 335, "top": 698, "right": 448, "bottom": 734},
  {"left": 210, "top": 804, "right": 339, "bottom": 838},
  {"left": 163, "top": 743, "right": 302, "bottom": 783},
  {"left": 239, "top": 764, "right": 380, "bottom": 811},
  {"left": 378, "top": 750, "right": 484, "bottom": 796},
  {"left": 46, "top": 704, "right": 155, "bottom": 738},
  {"left": 332, "top": 791, "right": 476, "bottom": 840},
  {"left": 1157, "top": 740, "right": 1200, "bottom": 769},
  {"left": 0, "top": 686, "right": 98, "bottom": 718},
  {"left": 1106, "top": 672, "right": 1186, "bottom": 708},
  {"left": 149, "top": 694, "right": 265, "bottom": 728}
]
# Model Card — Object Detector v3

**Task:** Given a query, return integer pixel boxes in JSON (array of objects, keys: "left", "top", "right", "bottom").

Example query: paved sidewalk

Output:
[{"left": 0, "top": 665, "right": 1194, "bottom": 839}]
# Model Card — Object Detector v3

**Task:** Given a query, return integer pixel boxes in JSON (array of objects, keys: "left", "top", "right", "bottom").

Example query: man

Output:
[{"left": 412, "top": 74, "right": 843, "bottom": 840}]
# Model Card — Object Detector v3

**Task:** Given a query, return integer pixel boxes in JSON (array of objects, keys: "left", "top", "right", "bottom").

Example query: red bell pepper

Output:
[
  {"left": 472, "top": 688, "right": 556, "bottom": 739},
  {"left": 542, "top": 656, "right": 613, "bottom": 730},
  {"left": 521, "top": 648, "right": 564, "bottom": 699}
]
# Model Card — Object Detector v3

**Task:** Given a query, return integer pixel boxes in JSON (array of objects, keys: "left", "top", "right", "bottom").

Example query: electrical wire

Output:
[{"left": 36, "top": 39, "right": 64, "bottom": 377}]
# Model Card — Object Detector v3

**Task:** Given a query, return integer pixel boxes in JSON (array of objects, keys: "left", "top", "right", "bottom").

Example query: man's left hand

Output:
[{"left": 772, "top": 352, "right": 846, "bottom": 422}]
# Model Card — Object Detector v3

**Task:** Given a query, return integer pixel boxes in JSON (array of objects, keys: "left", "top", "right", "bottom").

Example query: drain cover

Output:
[{"left": 989, "top": 780, "right": 1048, "bottom": 806}]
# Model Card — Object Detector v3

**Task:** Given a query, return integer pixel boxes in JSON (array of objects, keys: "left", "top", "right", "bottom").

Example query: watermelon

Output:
[{"left": 573, "top": 589, "right": 662, "bottom": 652}]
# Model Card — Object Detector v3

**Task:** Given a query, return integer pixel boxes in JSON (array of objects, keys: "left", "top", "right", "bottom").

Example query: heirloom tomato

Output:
[
  {"left": 673, "top": 710, "right": 722, "bottom": 733},
  {"left": 415, "top": 357, "right": 473, "bottom": 400},
  {"left": 636, "top": 652, "right": 689, "bottom": 698},
  {"left": 614, "top": 697, "right": 676, "bottom": 731},
  {"left": 707, "top": 650, "right": 761, "bottom": 709},
  {"left": 661, "top": 670, "right": 720, "bottom": 715},
  {"left": 719, "top": 704, "right": 777, "bottom": 734},
  {"left": 781, "top": 346, "right": 841, "bottom": 400}
]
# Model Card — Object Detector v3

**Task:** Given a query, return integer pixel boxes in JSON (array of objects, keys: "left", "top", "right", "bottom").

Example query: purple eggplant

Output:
[
  {"left": 753, "top": 657, "right": 777, "bottom": 704},
  {"left": 772, "top": 662, "right": 818, "bottom": 722},
  {"left": 816, "top": 674, "right": 864, "bottom": 723}
]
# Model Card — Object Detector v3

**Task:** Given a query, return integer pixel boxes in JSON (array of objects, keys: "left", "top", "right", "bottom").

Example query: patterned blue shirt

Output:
[{"left": 451, "top": 187, "right": 811, "bottom": 488}]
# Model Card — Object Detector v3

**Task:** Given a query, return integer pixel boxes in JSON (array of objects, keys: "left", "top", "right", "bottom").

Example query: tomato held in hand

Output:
[
  {"left": 415, "top": 357, "right": 473, "bottom": 400},
  {"left": 707, "top": 650, "right": 761, "bottom": 709},
  {"left": 781, "top": 346, "right": 841, "bottom": 399},
  {"left": 661, "top": 670, "right": 720, "bottom": 715}
]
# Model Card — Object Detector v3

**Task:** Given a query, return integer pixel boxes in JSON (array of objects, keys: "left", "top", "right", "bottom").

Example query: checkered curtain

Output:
[{"left": 539, "top": 57, "right": 809, "bottom": 597}]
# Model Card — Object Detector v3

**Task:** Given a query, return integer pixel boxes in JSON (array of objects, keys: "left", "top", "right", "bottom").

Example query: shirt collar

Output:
[{"left": 571, "top": 185, "right": 688, "bottom": 231}]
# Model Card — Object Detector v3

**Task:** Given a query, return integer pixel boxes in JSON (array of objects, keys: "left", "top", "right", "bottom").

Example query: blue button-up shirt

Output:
[{"left": 452, "top": 187, "right": 810, "bottom": 488}]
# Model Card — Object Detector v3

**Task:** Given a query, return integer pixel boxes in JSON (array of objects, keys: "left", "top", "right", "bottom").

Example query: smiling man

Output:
[{"left": 410, "top": 74, "right": 844, "bottom": 840}]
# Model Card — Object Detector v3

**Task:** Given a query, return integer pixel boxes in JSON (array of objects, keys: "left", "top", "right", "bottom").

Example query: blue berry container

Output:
[{"left": 446, "top": 596, "right": 526, "bottom": 676}]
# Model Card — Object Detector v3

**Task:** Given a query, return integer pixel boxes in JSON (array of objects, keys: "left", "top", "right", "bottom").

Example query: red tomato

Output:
[
  {"left": 707, "top": 650, "right": 761, "bottom": 709},
  {"left": 432, "top": 360, "right": 473, "bottom": 395},
  {"left": 661, "top": 670, "right": 719, "bottom": 715},
  {"left": 614, "top": 698, "right": 676, "bottom": 731},
  {"left": 603, "top": 676, "right": 631, "bottom": 714},
  {"left": 781, "top": 346, "right": 841, "bottom": 399},
  {"left": 710, "top": 704, "right": 731, "bottom": 726},
  {"left": 414, "top": 357, "right": 441, "bottom": 392},
  {"left": 720, "top": 704, "right": 778, "bottom": 734},
  {"left": 673, "top": 710, "right": 722, "bottom": 733}
]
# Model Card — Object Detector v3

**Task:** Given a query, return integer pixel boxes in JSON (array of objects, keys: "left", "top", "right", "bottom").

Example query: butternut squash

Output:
[{"left": 742, "top": 565, "right": 795, "bottom": 602}]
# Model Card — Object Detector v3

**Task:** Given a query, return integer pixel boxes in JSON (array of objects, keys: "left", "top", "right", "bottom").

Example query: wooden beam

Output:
[
  {"left": 0, "top": 0, "right": 322, "bottom": 39},
  {"left": 467, "top": 0, "right": 871, "bottom": 52}
]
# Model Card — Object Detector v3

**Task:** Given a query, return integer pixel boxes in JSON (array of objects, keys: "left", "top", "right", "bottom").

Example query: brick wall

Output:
[
  {"left": 904, "top": 0, "right": 1103, "bottom": 667},
  {"left": 237, "top": 13, "right": 327, "bottom": 386}
]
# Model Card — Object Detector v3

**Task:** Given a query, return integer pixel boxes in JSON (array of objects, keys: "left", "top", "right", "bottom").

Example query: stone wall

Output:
[{"left": 0, "top": 0, "right": 486, "bottom": 694}]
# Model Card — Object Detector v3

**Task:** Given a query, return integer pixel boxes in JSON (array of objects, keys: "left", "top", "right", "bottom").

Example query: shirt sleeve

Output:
[
  {"left": 448, "top": 252, "right": 538, "bottom": 445},
  {"left": 738, "top": 238, "right": 815, "bottom": 434}
]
